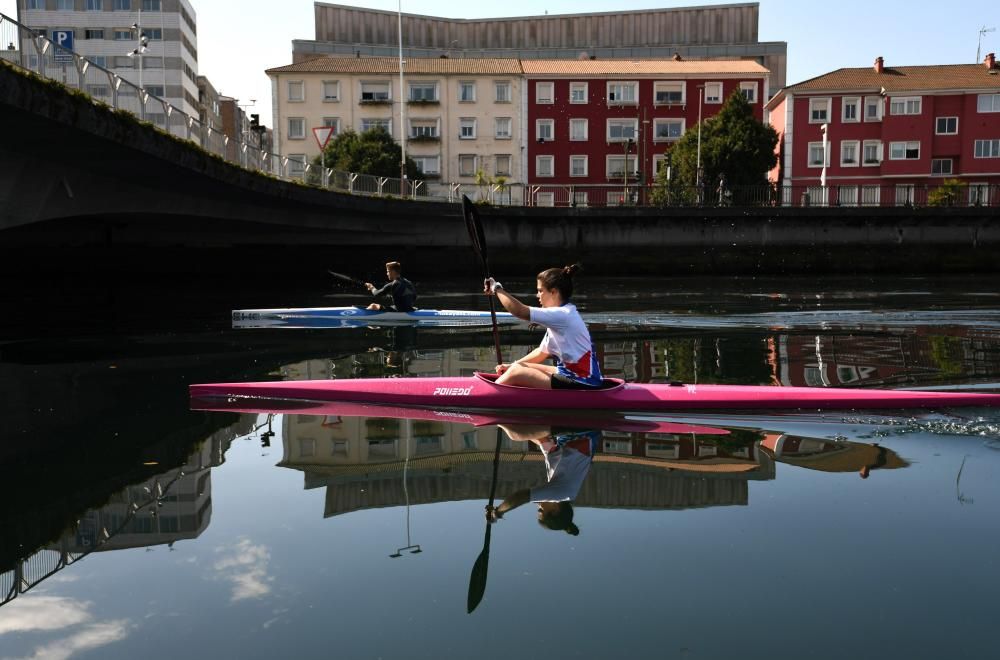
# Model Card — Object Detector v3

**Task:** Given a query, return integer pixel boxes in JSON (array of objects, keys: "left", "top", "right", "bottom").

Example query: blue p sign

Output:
[{"left": 52, "top": 30, "right": 74, "bottom": 62}]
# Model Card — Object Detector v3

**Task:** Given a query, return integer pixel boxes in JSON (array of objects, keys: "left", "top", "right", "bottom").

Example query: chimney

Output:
[
  {"left": 987, "top": 52, "right": 996, "bottom": 70},
  {"left": 874, "top": 56, "right": 884, "bottom": 73}
]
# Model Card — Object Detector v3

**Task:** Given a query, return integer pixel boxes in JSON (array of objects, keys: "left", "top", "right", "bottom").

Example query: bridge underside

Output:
[{"left": 2, "top": 63, "right": 1000, "bottom": 279}]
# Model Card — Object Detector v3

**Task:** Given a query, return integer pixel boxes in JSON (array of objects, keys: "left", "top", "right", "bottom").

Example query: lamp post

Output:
[
  {"left": 127, "top": 8, "right": 148, "bottom": 90},
  {"left": 696, "top": 83, "right": 705, "bottom": 205},
  {"left": 623, "top": 137, "right": 634, "bottom": 204},
  {"left": 820, "top": 123, "right": 829, "bottom": 197},
  {"left": 397, "top": 0, "right": 407, "bottom": 197}
]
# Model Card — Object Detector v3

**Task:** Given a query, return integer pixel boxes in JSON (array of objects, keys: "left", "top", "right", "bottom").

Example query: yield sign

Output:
[{"left": 313, "top": 126, "right": 336, "bottom": 150}]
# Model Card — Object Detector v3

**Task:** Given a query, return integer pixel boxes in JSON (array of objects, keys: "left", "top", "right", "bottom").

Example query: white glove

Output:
[{"left": 484, "top": 278, "right": 503, "bottom": 293}]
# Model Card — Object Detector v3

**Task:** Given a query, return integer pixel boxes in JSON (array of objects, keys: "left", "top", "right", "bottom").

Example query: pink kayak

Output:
[
  {"left": 188, "top": 372, "right": 1000, "bottom": 411},
  {"left": 188, "top": 396, "right": 730, "bottom": 435}
]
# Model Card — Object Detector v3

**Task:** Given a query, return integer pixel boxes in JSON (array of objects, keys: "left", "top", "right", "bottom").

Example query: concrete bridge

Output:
[{"left": 2, "top": 62, "right": 998, "bottom": 277}]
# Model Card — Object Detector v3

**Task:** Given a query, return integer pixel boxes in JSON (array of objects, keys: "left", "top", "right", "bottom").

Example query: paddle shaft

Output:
[
  {"left": 327, "top": 270, "right": 368, "bottom": 289},
  {"left": 462, "top": 196, "right": 503, "bottom": 366}
]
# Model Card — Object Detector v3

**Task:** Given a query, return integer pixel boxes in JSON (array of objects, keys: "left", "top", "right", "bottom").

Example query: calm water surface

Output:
[{"left": 3, "top": 276, "right": 1000, "bottom": 660}]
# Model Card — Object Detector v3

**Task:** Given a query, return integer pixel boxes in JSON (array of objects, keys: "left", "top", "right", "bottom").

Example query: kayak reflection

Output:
[
  {"left": 487, "top": 425, "right": 603, "bottom": 536},
  {"left": 759, "top": 434, "right": 908, "bottom": 478}
]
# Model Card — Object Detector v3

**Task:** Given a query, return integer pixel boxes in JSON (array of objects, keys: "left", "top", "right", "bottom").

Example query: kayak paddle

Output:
[{"left": 328, "top": 270, "right": 368, "bottom": 289}]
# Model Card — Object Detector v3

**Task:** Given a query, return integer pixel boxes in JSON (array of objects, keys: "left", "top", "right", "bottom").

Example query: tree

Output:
[
  {"left": 927, "top": 178, "right": 963, "bottom": 207},
  {"left": 307, "top": 127, "right": 419, "bottom": 185},
  {"left": 651, "top": 89, "right": 778, "bottom": 206}
]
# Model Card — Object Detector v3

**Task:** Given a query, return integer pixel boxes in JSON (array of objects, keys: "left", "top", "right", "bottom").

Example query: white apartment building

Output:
[
  {"left": 16, "top": 0, "right": 200, "bottom": 117},
  {"left": 266, "top": 57, "right": 524, "bottom": 191}
]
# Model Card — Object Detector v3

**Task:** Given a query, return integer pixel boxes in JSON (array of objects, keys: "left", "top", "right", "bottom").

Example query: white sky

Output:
[{"left": 2, "top": 0, "right": 996, "bottom": 130}]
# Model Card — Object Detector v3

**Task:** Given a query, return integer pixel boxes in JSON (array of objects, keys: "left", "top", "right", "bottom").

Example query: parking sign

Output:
[{"left": 52, "top": 30, "right": 74, "bottom": 63}]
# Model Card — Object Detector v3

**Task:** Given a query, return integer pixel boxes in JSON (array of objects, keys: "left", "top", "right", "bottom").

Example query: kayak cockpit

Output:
[{"left": 473, "top": 371, "right": 625, "bottom": 391}]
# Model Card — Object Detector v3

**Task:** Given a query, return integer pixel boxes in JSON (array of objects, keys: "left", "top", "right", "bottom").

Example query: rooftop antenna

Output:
[{"left": 978, "top": 25, "right": 996, "bottom": 63}]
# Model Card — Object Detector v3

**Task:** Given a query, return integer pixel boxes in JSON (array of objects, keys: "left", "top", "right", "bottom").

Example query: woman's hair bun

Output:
[{"left": 564, "top": 262, "right": 583, "bottom": 276}]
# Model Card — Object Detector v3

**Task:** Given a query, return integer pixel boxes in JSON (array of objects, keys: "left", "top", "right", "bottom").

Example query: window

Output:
[
  {"left": 809, "top": 97, "right": 831, "bottom": 123},
  {"left": 287, "top": 80, "right": 304, "bottom": 102},
  {"left": 536, "top": 119, "right": 554, "bottom": 142},
  {"left": 322, "top": 117, "right": 340, "bottom": 133},
  {"left": 86, "top": 0, "right": 103, "bottom": 10},
  {"left": 807, "top": 142, "right": 828, "bottom": 167},
  {"left": 495, "top": 154, "right": 511, "bottom": 176},
  {"left": 26, "top": 0, "right": 43, "bottom": 8},
  {"left": 360, "top": 81, "right": 390, "bottom": 102},
  {"left": 652, "top": 154, "right": 669, "bottom": 177},
  {"left": 91, "top": 55, "right": 106, "bottom": 67},
  {"left": 889, "top": 141, "right": 920, "bottom": 160},
  {"left": 572, "top": 191, "right": 588, "bottom": 207},
  {"left": 842, "top": 97, "right": 860, "bottom": 122},
  {"left": 969, "top": 184, "right": 991, "bottom": 205},
  {"left": 607, "top": 81, "right": 638, "bottom": 105},
  {"left": 569, "top": 118, "right": 588, "bottom": 141},
  {"left": 863, "top": 141, "right": 882, "bottom": 165},
  {"left": 84, "top": 29, "right": 104, "bottom": 39},
  {"left": 536, "top": 82, "right": 554, "bottom": 104},
  {"left": 861, "top": 185, "right": 881, "bottom": 206},
  {"left": 931, "top": 158, "right": 953, "bottom": 175},
  {"left": 606, "top": 155, "right": 638, "bottom": 177},
  {"left": 978, "top": 93, "right": 1000, "bottom": 113},
  {"left": 145, "top": 85, "right": 164, "bottom": 97},
  {"left": 322, "top": 81, "right": 340, "bottom": 102},
  {"left": 536, "top": 192, "right": 555, "bottom": 207},
  {"left": 408, "top": 81, "right": 437, "bottom": 102},
  {"left": 864, "top": 96, "right": 883, "bottom": 121},
  {"left": 56, "top": 0, "right": 73, "bottom": 8},
  {"left": 889, "top": 96, "right": 922, "bottom": 115},
  {"left": 494, "top": 117, "right": 512, "bottom": 139},
  {"left": 361, "top": 118, "right": 390, "bottom": 134},
  {"left": 409, "top": 120, "right": 437, "bottom": 138},
  {"left": 933, "top": 116, "right": 958, "bottom": 135},
  {"left": 113, "top": 30, "right": 132, "bottom": 40},
  {"left": 459, "top": 118, "right": 476, "bottom": 139},
  {"left": 704, "top": 82, "right": 722, "bottom": 103},
  {"left": 459, "top": 81, "right": 475, "bottom": 102},
  {"left": 838, "top": 186, "right": 858, "bottom": 207},
  {"left": 143, "top": 57, "right": 163, "bottom": 69},
  {"left": 654, "top": 81, "right": 684, "bottom": 105},
  {"left": 607, "top": 118, "right": 637, "bottom": 142},
  {"left": 653, "top": 118, "right": 684, "bottom": 142},
  {"left": 86, "top": 84, "right": 110, "bottom": 96},
  {"left": 535, "top": 155, "right": 554, "bottom": 177},
  {"left": 287, "top": 117, "right": 305, "bottom": 139},
  {"left": 570, "top": 155, "right": 588, "bottom": 177},
  {"left": 494, "top": 81, "right": 511, "bottom": 103},
  {"left": 113, "top": 0, "right": 131, "bottom": 9},
  {"left": 412, "top": 155, "right": 439, "bottom": 175},
  {"left": 895, "top": 184, "right": 915, "bottom": 207},
  {"left": 570, "top": 82, "right": 588, "bottom": 103},
  {"left": 740, "top": 81, "right": 758, "bottom": 103},
  {"left": 458, "top": 154, "right": 477, "bottom": 177},
  {"left": 840, "top": 140, "right": 859, "bottom": 166},
  {"left": 288, "top": 155, "right": 306, "bottom": 179},
  {"left": 146, "top": 29, "right": 162, "bottom": 40},
  {"left": 975, "top": 139, "right": 1000, "bottom": 158},
  {"left": 142, "top": 0, "right": 161, "bottom": 10}
]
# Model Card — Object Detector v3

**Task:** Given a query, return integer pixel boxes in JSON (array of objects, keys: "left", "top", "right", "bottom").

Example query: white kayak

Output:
[{"left": 231, "top": 306, "right": 524, "bottom": 328}]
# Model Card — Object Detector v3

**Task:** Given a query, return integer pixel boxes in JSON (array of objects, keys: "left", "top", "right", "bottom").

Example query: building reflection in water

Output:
[
  {"left": 759, "top": 434, "right": 908, "bottom": 479},
  {"left": 0, "top": 423, "right": 240, "bottom": 610}
]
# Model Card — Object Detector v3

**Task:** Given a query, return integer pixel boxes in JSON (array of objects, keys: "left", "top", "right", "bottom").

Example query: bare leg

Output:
[
  {"left": 496, "top": 362, "right": 555, "bottom": 388},
  {"left": 367, "top": 303, "right": 382, "bottom": 310}
]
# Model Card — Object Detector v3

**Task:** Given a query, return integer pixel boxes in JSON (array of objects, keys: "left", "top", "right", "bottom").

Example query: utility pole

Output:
[{"left": 398, "top": 0, "right": 407, "bottom": 197}]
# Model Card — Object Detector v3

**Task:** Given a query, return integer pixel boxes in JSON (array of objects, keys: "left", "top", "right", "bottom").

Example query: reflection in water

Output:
[{"left": 759, "top": 434, "right": 909, "bottom": 479}]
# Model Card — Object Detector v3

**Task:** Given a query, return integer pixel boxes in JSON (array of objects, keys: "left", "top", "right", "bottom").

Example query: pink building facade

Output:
[
  {"left": 766, "top": 55, "right": 1000, "bottom": 206},
  {"left": 521, "top": 60, "right": 770, "bottom": 206}
]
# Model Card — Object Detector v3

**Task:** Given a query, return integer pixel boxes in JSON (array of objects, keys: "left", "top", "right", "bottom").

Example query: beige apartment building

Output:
[{"left": 266, "top": 56, "right": 524, "bottom": 190}]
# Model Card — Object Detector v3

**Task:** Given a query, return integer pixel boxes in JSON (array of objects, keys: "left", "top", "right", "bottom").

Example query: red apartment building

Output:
[
  {"left": 766, "top": 54, "right": 1000, "bottom": 207},
  {"left": 521, "top": 59, "right": 771, "bottom": 206}
]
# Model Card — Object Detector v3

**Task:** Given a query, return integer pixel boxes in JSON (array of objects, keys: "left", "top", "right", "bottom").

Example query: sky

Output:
[{"left": 2, "top": 0, "right": 996, "bottom": 128}]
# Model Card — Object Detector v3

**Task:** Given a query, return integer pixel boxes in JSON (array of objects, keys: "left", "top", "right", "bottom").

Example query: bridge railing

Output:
[{"left": 0, "top": 12, "right": 431, "bottom": 201}]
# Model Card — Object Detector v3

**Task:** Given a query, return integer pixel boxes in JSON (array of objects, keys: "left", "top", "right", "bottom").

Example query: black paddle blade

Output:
[
  {"left": 467, "top": 523, "right": 492, "bottom": 613},
  {"left": 328, "top": 270, "right": 366, "bottom": 288},
  {"left": 462, "top": 195, "right": 488, "bottom": 271}
]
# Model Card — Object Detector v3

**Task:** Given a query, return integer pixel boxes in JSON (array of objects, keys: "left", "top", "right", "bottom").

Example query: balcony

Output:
[
  {"left": 408, "top": 134, "right": 440, "bottom": 143},
  {"left": 359, "top": 97, "right": 391, "bottom": 105},
  {"left": 407, "top": 99, "right": 440, "bottom": 105}
]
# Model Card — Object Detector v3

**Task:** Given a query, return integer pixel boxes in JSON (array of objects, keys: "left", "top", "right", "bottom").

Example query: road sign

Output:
[
  {"left": 52, "top": 30, "right": 74, "bottom": 63},
  {"left": 312, "top": 126, "right": 336, "bottom": 150}
]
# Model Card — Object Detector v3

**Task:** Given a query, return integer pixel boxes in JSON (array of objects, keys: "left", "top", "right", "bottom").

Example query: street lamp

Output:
[
  {"left": 126, "top": 9, "right": 148, "bottom": 90},
  {"left": 623, "top": 137, "right": 634, "bottom": 203},
  {"left": 820, "top": 123, "right": 829, "bottom": 193},
  {"left": 696, "top": 83, "right": 705, "bottom": 205}
]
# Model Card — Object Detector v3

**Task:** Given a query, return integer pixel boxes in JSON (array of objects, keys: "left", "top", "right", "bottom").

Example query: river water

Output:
[{"left": 2, "top": 275, "right": 1000, "bottom": 660}]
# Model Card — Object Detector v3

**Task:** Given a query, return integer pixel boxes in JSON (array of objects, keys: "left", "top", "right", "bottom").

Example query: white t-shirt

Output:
[
  {"left": 530, "top": 435, "right": 596, "bottom": 502},
  {"left": 529, "top": 303, "right": 592, "bottom": 365}
]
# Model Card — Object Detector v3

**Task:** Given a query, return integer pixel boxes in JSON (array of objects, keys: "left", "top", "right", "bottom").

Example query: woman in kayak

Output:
[
  {"left": 484, "top": 263, "right": 603, "bottom": 389},
  {"left": 365, "top": 261, "right": 417, "bottom": 312}
]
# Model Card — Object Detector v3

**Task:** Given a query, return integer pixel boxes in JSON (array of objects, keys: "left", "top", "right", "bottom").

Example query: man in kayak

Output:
[
  {"left": 484, "top": 263, "right": 603, "bottom": 389},
  {"left": 365, "top": 261, "right": 417, "bottom": 312},
  {"left": 486, "top": 425, "right": 600, "bottom": 535}
]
